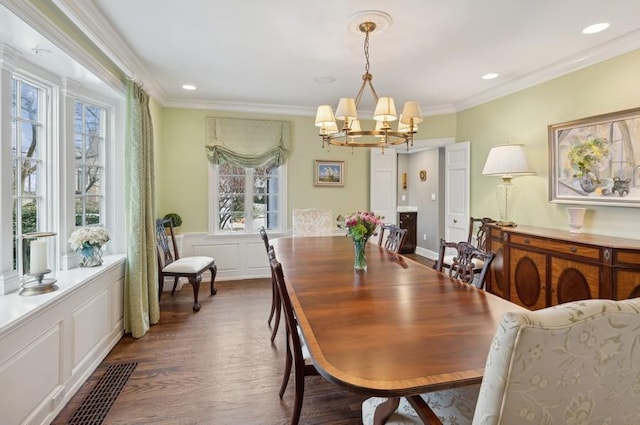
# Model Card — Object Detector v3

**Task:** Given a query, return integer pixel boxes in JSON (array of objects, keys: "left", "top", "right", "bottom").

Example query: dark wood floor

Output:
[{"left": 53, "top": 254, "right": 434, "bottom": 425}]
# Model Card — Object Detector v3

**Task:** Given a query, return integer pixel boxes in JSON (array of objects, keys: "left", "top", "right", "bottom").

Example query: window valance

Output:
[{"left": 205, "top": 117, "right": 291, "bottom": 168}]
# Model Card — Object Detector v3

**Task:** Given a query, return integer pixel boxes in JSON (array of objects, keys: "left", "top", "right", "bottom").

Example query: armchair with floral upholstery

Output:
[{"left": 362, "top": 297, "right": 640, "bottom": 425}]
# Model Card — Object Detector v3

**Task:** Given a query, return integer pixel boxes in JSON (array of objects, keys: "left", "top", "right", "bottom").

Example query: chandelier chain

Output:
[{"left": 363, "top": 29, "right": 370, "bottom": 75}]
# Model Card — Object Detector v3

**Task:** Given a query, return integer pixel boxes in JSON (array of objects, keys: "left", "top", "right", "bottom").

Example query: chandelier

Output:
[{"left": 315, "top": 20, "right": 423, "bottom": 150}]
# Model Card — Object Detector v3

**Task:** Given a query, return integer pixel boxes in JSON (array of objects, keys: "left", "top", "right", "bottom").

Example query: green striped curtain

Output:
[{"left": 123, "top": 81, "right": 159, "bottom": 338}]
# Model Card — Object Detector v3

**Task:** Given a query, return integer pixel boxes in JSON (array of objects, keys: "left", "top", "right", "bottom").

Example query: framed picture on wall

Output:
[
  {"left": 314, "top": 160, "right": 344, "bottom": 187},
  {"left": 549, "top": 107, "right": 640, "bottom": 207}
]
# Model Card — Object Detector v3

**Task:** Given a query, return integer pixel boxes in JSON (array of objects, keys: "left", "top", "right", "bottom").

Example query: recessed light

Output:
[
  {"left": 314, "top": 76, "right": 336, "bottom": 84},
  {"left": 481, "top": 73, "right": 499, "bottom": 80},
  {"left": 582, "top": 23, "right": 610, "bottom": 34},
  {"left": 182, "top": 84, "right": 197, "bottom": 90}
]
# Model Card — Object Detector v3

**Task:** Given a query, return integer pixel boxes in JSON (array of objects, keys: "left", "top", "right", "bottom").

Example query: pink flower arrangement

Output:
[{"left": 337, "top": 211, "right": 383, "bottom": 241}]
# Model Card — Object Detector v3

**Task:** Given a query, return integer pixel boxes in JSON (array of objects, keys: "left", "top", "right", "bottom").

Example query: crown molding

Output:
[
  {"left": 32, "top": 1, "right": 640, "bottom": 116},
  {"left": 162, "top": 97, "right": 316, "bottom": 116},
  {"left": 455, "top": 29, "right": 640, "bottom": 112},
  {"left": 52, "top": 0, "right": 166, "bottom": 100},
  {"left": 0, "top": 0, "right": 125, "bottom": 93},
  {"left": 0, "top": 42, "right": 21, "bottom": 72}
]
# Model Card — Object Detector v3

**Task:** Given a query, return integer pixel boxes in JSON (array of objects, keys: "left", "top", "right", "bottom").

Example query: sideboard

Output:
[{"left": 485, "top": 224, "right": 640, "bottom": 310}]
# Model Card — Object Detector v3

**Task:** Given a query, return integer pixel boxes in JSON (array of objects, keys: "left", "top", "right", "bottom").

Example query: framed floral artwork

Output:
[
  {"left": 314, "top": 160, "right": 344, "bottom": 187},
  {"left": 548, "top": 107, "right": 640, "bottom": 207}
]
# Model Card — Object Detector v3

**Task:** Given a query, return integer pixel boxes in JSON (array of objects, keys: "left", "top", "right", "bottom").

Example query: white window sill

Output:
[{"left": 0, "top": 254, "right": 126, "bottom": 334}]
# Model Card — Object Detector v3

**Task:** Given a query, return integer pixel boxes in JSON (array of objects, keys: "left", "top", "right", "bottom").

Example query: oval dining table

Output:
[{"left": 271, "top": 235, "right": 526, "bottom": 423}]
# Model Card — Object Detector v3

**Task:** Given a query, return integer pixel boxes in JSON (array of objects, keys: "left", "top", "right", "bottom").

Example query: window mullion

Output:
[{"left": 245, "top": 167, "right": 254, "bottom": 232}]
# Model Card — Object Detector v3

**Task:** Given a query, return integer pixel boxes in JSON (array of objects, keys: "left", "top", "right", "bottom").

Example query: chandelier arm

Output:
[
  {"left": 354, "top": 78, "right": 371, "bottom": 107},
  {"left": 367, "top": 79, "right": 380, "bottom": 104}
]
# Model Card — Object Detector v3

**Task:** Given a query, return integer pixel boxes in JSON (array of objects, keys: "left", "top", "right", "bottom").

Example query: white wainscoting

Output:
[
  {"left": 0, "top": 255, "right": 126, "bottom": 425},
  {"left": 175, "top": 232, "right": 281, "bottom": 285}
]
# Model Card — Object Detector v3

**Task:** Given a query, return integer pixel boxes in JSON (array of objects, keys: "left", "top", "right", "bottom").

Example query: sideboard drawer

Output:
[
  {"left": 489, "top": 226, "right": 502, "bottom": 239},
  {"left": 615, "top": 250, "right": 640, "bottom": 267},
  {"left": 510, "top": 234, "right": 600, "bottom": 260}
]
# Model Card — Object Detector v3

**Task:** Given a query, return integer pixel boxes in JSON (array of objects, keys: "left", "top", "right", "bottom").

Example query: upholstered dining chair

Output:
[
  {"left": 260, "top": 227, "right": 280, "bottom": 342},
  {"left": 292, "top": 208, "right": 334, "bottom": 237},
  {"left": 377, "top": 224, "right": 408, "bottom": 254},
  {"left": 435, "top": 239, "right": 495, "bottom": 289},
  {"left": 268, "top": 246, "right": 319, "bottom": 425},
  {"left": 155, "top": 218, "right": 217, "bottom": 311},
  {"left": 363, "top": 297, "right": 640, "bottom": 425}
]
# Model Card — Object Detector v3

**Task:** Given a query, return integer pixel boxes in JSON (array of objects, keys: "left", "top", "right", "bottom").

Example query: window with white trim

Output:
[
  {"left": 11, "top": 76, "right": 48, "bottom": 273},
  {"left": 74, "top": 101, "right": 106, "bottom": 226},
  {"left": 215, "top": 161, "right": 284, "bottom": 232}
]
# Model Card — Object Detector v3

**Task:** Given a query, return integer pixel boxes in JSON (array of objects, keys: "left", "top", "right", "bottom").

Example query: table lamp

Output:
[{"left": 482, "top": 144, "right": 534, "bottom": 226}]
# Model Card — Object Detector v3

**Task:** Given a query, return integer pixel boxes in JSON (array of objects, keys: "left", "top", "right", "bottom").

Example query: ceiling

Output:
[{"left": 5, "top": 1, "right": 640, "bottom": 116}]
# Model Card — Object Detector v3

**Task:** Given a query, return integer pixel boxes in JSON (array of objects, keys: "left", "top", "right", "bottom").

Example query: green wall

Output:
[
  {"left": 154, "top": 109, "right": 370, "bottom": 232},
  {"left": 152, "top": 49, "right": 640, "bottom": 239},
  {"left": 458, "top": 49, "right": 640, "bottom": 239}
]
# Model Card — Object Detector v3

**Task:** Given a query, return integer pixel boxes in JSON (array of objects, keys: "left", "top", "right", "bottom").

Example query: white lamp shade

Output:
[
  {"left": 482, "top": 144, "right": 534, "bottom": 176},
  {"left": 315, "top": 105, "right": 336, "bottom": 127},
  {"left": 375, "top": 120, "right": 387, "bottom": 139},
  {"left": 335, "top": 98, "right": 357, "bottom": 120},
  {"left": 348, "top": 119, "right": 363, "bottom": 138},
  {"left": 400, "top": 101, "right": 424, "bottom": 124},
  {"left": 374, "top": 97, "right": 397, "bottom": 122},
  {"left": 326, "top": 121, "right": 339, "bottom": 134},
  {"left": 397, "top": 114, "right": 417, "bottom": 133}
]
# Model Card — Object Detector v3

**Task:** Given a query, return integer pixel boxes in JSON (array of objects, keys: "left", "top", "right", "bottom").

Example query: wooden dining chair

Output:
[
  {"left": 468, "top": 216, "right": 495, "bottom": 251},
  {"left": 439, "top": 216, "right": 495, "bottom": 271},
  {"left": 377, "top": 224, "right": 408, "bottom": 254},
  {"left": 435, "top": 238, "right": 495, "bottom": 289},
  {"left": 156, "top": 218, "right": 217, "bottom": 311},
  {"left": 268, "top": 246, "right": 319, "bottom": 425},
  {"left": 363, "top": 297, "right": 640, "bottom": 425},
  {"left": 260, "top": 227, "right": 281, "bottom": 342}
]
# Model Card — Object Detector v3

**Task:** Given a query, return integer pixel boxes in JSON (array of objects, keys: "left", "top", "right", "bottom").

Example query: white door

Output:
[
  {"left": 444, "top": 141, "right": 470, "bottom": 242},
  {"left": 370, "top": 148, "right": 397, "bottom": 224}
]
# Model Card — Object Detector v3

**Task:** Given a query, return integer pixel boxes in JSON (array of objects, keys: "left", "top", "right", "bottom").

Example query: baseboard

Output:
[{"left": 415, "top": 246, "right": 438, "bottom": 261}]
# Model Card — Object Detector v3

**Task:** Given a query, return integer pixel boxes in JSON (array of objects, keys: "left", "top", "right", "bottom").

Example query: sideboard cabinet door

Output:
[
  {"left": 486, "top": 224, "right": 640, "bottom": 310},
  {"left": 509, "top": 247, "right": 548, "bottom": 310},
  {"left": 550, "top": 257, "right": 600, "bottom": 305}
]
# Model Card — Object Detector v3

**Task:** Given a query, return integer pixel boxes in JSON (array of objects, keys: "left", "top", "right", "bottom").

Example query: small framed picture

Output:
[
  {"left": 419, "top": 170, "right": 427, "bottom": 181},
  {"left": 314, "top": 160, "right": 345, "bottom": 187}
]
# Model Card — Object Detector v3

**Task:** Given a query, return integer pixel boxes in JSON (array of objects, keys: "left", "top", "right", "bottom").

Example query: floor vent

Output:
[{"left": 67, "top": 362, "right": 137, "bottom": 425}]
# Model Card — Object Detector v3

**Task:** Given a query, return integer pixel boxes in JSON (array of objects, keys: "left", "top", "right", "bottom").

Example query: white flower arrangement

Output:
[{"left": 68, "top": 226, "right": 110, "bottom": 251}]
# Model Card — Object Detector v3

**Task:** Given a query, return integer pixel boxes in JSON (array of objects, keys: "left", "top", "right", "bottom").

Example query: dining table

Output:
[{"left": 271, "top": 235, "right": 526, "bottom": 423}]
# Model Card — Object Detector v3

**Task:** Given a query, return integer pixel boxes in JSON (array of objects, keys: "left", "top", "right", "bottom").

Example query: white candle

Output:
[{"left": 30, "top": 239, "right": 48, "bottom": 275}]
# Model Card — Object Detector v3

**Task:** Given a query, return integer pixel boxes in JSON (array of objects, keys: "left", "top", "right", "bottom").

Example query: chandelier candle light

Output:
[
  {"left": 482, "top": 144, "right": 534, "bottom": 227},
  {"left": 315, "top": 12, "right": 423, "bottom": 151}
]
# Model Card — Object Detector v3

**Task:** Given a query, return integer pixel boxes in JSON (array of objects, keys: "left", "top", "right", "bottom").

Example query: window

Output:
[
  {"left": 11, "top": 77, "right": 47, "bottom": 273},
  {"left": 74, "top": 101, "right": 106, "bottom": 226},
  {"left": 216, "top": 161, "right": 282, "bottom": 232}
]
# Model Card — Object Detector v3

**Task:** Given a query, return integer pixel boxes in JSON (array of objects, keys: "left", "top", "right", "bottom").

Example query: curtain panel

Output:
[
  {"left": 123, "top": 81, "right": 160, "bottom": 338},
  {"left": 205, "top": 117, "right": 291, "bottom": 167}
]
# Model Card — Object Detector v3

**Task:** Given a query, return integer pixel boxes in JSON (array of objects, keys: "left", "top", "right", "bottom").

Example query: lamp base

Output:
[{"left": 496, "top": 220, "right": 517, "bottom": 227}]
